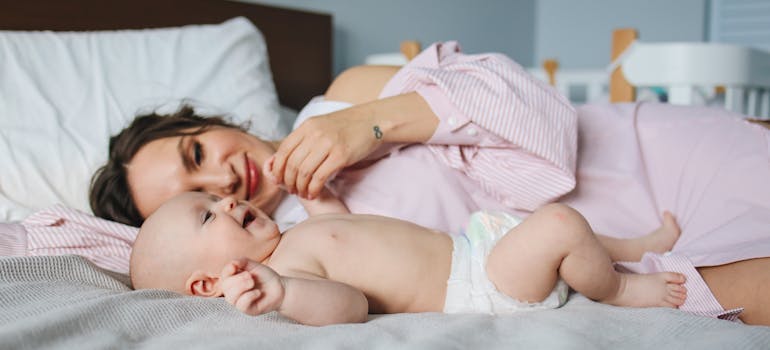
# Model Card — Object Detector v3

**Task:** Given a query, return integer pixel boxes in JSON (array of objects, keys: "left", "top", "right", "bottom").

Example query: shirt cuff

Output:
[
  {"left": 616, "top": 252, "right": 743, "bottom": 322},
  {"left": 417, "top": 85, "right": 480, "bottom": 145}
]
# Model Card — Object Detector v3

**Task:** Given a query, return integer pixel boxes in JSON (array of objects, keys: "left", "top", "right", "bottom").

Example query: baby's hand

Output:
[
  {"left": 220, "top": 258, "right": 285, "bottom": 316},
  {"left": 266, "top": 155, "right": 349, "bottom": 214}
]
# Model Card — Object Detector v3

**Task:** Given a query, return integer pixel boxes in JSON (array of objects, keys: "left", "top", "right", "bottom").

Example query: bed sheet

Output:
[{"left": 1, "top": 255, "right": 769, "bottom": 349}]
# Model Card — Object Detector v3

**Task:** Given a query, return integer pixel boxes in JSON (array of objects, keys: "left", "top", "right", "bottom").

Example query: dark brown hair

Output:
[{"left": 89, "top": 105, "right": 247, "bottom": 227}]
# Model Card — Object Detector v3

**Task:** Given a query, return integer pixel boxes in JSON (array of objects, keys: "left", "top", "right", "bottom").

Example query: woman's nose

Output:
[{"left": 196, "top": 167, "right": 239, "bottom": 196}]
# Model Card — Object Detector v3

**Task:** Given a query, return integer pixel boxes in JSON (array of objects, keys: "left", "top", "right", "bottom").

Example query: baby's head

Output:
[{"left": 130, "top": 192, "right": 280, "bottom": 296}]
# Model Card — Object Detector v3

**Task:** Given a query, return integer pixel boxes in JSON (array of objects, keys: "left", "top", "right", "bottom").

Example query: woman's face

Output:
[{"left": 126, "top": 126, "right": 284, "bottom": 219}]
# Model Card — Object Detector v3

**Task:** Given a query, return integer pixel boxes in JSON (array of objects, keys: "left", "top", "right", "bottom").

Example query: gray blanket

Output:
[{"left": 2, "top": 255, "right": 769, "bottom": 349}]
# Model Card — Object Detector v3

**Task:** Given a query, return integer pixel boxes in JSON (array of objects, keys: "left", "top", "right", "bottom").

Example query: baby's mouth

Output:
[{"left": 243, "top": 210, "right": 256, "bottom": 228}]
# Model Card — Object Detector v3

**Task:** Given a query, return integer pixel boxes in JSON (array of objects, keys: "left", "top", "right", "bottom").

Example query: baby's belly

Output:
[{"left": 316, "top": 217, "right": 454, "bottom": 313}]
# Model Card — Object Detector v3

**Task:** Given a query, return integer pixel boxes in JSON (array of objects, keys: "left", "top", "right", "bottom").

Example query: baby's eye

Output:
[{"left": 202, "top": 210, "right": 215, "bottom": 224}]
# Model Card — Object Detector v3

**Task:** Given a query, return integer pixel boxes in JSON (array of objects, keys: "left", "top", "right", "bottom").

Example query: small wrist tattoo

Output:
[{"left": 373, "top": 125, "right": 383, "bottom": 140}]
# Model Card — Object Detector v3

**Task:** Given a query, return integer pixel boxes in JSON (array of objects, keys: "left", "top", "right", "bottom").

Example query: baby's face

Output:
[{"left": 145, "top": 191, "right": 281, "bottom": 272}]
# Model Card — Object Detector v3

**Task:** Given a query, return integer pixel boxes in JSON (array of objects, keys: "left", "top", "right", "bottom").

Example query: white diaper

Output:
[{"left": 443, "top": 211, "right": 569, "bottom": 314}]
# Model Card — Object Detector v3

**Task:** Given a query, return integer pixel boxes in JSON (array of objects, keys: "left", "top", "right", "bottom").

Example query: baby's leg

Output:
[
  {"left": 486, "top": 203, "right": 687, "bottom": 307},
  {"left": 595, "top": 211, "right": 681, "bottom": 262}
]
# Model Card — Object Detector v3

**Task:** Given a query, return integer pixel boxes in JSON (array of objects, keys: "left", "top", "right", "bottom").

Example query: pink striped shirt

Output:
[
  {"left": 618, "top": 253, "right": 742, "bottom": 321},
  {"left": 382, "top": 41, "right": 578, "bottom": 212},
  {"left": 324, "top": 41, "right": 578, "bottom": 234},
  {"left": 16, "top": 204, "right": 137, "bottom": 274}
]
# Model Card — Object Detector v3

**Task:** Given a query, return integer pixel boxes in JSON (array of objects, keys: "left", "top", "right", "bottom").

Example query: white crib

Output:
[
  {"left": 530, "top": 29, "right": 770, "bottom": 119},
  {"left": 527, "top": 68, "right": 609, "bottom": 104},
  {"left": 365, "top": 36, "right": 770, "bottom": 119}
]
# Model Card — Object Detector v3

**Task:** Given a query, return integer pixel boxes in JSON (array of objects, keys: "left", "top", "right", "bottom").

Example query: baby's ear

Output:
[{"left": 186, "top": 270, "right": 222, "bottom": 297}]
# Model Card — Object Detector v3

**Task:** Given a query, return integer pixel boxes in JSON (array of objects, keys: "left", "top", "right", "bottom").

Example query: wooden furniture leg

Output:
[
  {"left": 610, "top": 28, "right": 638, "bottom": 103},
  {"left": 543, "top": 59, "right": 559, "bottom": 87},
  {"left": 400, "top": 40, "right": 421, "bottom": 61}
]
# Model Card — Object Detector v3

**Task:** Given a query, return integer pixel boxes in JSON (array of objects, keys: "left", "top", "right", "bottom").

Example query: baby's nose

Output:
[{"left": 216, "top": 196, "right": 238, "bottom": 211}]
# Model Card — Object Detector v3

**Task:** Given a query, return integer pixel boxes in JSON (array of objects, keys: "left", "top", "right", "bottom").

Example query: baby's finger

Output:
[
  {"left": 222, "top": 272, "right": 256, "bottom": 305},
  {"left": 221, "top": 270, "right": 254, "bottom": 291},
  {"left": 220, "top": 261, "right": 239, "bottom": 279},
  {"left": 235, "top": 289, "right": 263, "bottom": 315},
  {"left": 221, "top": 258, "right": 251, "bottom": 278},
  {"left": 222, "top": 285, "right": 240, "bottom": 306}
]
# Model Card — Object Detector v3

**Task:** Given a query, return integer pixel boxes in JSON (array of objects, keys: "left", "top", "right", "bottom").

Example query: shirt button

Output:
[
  {"left": 448, "top": 117, "right": 457, "bottom": 126},
  {"left": 467, "top": 128, "right": 478, "bottom": 136}
]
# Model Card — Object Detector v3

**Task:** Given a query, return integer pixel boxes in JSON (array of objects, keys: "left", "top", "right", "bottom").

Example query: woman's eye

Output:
[{"left": 193, "top": 142, "right": 203, "bottom": 166}]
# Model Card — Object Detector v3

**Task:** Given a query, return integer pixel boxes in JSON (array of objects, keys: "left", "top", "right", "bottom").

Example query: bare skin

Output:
[
  {"left": 596, "top": 211, "right": 681, "bottom": 262},
  {"left": 698, "top": 258, "right": 770, "bottom": 325},
  {"left": 486, "top": 204, "right": 685, "bottom": 308},
  {"left": 131, "top": 192, "right": 686, "bottom": 326}
]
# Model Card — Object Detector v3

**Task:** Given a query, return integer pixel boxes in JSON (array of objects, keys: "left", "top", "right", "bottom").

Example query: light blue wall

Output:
[
  {"left": 243, "top": 0, "right": 536, "bottom": 75},
  {"left": 244, "top": 0, "right": 709, "bottom": 73},
  {"left": 534, "top": 0, "right": 708, "bottom": 68}
]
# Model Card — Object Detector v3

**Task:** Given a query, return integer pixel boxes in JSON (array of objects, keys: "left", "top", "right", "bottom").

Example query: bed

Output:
[{"left": 2, "top": 1, "right": 770, "bottom": 349}]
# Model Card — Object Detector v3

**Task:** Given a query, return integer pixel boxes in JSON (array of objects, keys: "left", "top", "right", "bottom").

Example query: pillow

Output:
[{"left": 0, "top": 17, "right": 289, "bottom": 221}]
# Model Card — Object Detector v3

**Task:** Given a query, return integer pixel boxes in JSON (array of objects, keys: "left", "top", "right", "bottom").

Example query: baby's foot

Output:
[
  {"left": 604, "top": 272, "right": 687, "bottom": 308},
  {"left": 640, "top": 211, "right": 681, "bottom": 254}
]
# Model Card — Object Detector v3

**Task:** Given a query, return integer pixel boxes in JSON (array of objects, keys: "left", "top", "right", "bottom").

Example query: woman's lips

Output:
[{"left": 245, "top": 155, "right": 259, "bottom": 200}]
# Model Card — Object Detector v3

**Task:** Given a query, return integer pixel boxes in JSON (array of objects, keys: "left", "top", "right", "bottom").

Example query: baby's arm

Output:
[
  {"left": 220, "top": 258, "right": 367, "bottom": 326},
  {"left": 264, "top": 155, "right": 349, "bottom": 215},
  {"left": 297, "top": 186, "right": 349, "bottom": 215}
]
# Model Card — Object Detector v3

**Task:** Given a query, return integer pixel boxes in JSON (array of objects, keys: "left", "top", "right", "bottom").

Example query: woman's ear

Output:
[{"left": 185, "top": 270, "right": 222, "bottom": 297}]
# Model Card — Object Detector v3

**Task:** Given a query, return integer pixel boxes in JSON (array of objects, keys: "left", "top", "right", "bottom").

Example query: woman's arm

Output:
[
  {"left": 270, "top": 66, "right": 440, "bottom": 199},
  {"left": 220, "top": 258, "right": 368, "bottom": 326},
  {"left": 275, "top": 42, "right": 579, "bottom": 210},
  {"left": 273, "top": 92, "right": 440, "bottom": 199}
]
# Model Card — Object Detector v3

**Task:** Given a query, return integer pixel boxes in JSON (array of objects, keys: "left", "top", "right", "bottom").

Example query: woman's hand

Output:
[
  {"left": 270, "top": 107, "right": 382, "bottom": 199},
  {"left": 270, "top": 92, "right": 439, "bottom": 200},
  {"left": 220, "top": 258, "right": 285, "bottom": 316}
]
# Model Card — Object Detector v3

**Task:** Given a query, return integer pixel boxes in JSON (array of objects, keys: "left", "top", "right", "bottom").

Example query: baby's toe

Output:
[
  {"left": 663, "top": 272, "right": 686, "bottom": 284},
  {"left": 664, "top": 293, "right": 686, "bottom": 307},
  {"left": 668, "top": 283, "right": 687, "bottom": 294}
]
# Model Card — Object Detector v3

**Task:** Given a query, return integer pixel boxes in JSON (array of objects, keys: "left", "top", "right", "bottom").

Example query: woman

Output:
[{"left": 91, "top": 42, "right": 770, "bottom": 325}]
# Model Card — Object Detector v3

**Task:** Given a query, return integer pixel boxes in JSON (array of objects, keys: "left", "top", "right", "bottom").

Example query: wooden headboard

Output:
[{"left": 0, "top": 0, "right": 332, "bottom": 110}]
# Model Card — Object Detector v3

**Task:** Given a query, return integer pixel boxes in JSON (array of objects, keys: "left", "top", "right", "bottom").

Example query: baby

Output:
[{"left": 130, "top": 191, "right": 686, "bottom": 326}]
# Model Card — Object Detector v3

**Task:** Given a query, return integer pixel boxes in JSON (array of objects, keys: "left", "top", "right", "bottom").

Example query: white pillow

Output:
[{"left": 0, "top": 17, "right": 289, "bottom": 221}]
